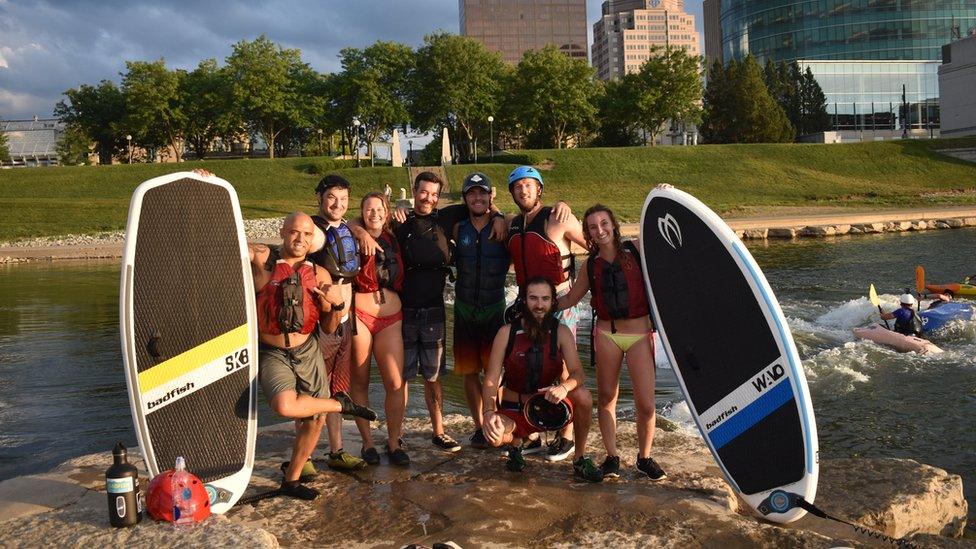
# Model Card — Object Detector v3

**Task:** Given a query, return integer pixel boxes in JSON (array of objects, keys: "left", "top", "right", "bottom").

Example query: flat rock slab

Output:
[{"left": 0, "top": 416, "right": 968, "bottom": 548}]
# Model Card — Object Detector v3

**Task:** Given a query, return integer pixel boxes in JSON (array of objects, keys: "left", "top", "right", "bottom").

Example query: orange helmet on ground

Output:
[{"left": 146, "top": 468, "right": 212, "bottom": 523}]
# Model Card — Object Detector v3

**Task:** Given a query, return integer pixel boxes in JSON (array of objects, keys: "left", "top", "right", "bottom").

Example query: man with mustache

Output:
[{"left": 481, "top": 276, "right": 602, "bottom": 482}]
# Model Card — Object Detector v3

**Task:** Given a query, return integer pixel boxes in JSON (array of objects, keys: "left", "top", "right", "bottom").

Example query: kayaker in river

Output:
[{"left": 880, "top": 294, "right": 924, "bottom": 336}]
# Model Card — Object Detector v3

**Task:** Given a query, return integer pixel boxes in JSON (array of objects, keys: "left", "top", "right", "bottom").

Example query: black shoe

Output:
[
  {"left": 521, "top": 436, "right": 544, "bottom": 455},
  {"left": 280, "top": 480, "right": 319, "bottom": 500},
  {"left": 335, "top": 392, "right": 377, "bottom": 421},
  {"left": 361, "top": 446, "right": 381, "bottom": 466},
  {"left": 600, "top": 455, "right": 620, "bottom": 479},
  {"left": 386, "top": 445, "right": 410, "bottom": 466},
  {"left": 469, "top": 429, "right": 490, "bottom": 449},
  {"left": 432, "top": 433, "right": 462, "bottom": 452},
  {"left": 573, "top": 456, "right": 605, "bottom": 483},
  {"left": 280, "top": 460, "right": 317, "bottom": 483},
  {"left": 506, "top": 446, "right": 525, "bottom": 472},
  {"left": 545, "top": 436, "right": 575, "bottom": 462},
  {"left": 636, "top": 457, "right": 667, "bottom": 481}
]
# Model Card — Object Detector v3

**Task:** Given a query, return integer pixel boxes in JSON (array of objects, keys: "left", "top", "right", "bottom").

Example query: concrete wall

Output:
[{"left": 939, "top": 35, "right": 976, "bottom": 137}]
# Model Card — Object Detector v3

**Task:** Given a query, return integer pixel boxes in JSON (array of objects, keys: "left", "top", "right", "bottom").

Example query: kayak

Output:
[
  {"left": 852, "top": 324, "right": 943, "bottom": 354},
  {"left": 924, "top": 282, "right": 976, "bottom": 297},
  {"left": 919, "top": 302, "right": 975, "bottom": 332}
]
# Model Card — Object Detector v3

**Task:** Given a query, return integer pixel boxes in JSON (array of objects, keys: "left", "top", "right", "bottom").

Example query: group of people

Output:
[{"left": 239, "top": 166, "right": 666, "bottom": 500}]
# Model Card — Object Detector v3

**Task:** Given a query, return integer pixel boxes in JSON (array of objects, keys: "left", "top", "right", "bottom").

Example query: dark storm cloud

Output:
[
  {"left": 0, "top": 0, "right": 704, "bottom": 120},
  {"left": 0, "top": 0, "right": 458, "bottom": 119}
]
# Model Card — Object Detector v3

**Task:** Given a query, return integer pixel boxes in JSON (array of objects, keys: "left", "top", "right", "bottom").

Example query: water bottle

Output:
[
  {"left": 171, "top": 456, "right": 196, "bottom": 530},
  {"left": 105, "top": 442, "right": 141, "bottom": 527}
]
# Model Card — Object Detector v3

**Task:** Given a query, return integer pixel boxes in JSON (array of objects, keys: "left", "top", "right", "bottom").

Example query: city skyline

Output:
[{"left": 0, "top": 0, "right": 705, "bottom": 120}]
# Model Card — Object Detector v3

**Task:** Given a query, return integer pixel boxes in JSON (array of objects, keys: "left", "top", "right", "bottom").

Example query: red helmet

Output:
[
  {"left": 146, "top": 468, "right": 212, "bottom": 523},
  {"left": 524, "top": 392, "right": 574, "bottom": 431}
]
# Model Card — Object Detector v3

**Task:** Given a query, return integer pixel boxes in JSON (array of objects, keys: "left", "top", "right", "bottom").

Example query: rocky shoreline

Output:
[
  {"left": 3, "top": 206, "right": 976, "bottom": 264},
  {"left": 0, "top": 415, "right": 968, "bottom": 548}
]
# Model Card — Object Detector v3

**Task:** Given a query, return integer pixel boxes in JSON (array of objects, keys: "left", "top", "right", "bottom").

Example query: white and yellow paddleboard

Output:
[{"left": 120, "top": 172, "right": 257, "bottom": 514}]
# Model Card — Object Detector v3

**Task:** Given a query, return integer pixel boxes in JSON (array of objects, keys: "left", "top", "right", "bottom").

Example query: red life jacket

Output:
[
  {"left": 502, "top": 318, "right": 563, "bottom": 395},
  {"left": 508, "top": 206, "right": 573, "bottom": 288},
  {"left": 588, "top": 241, "right": 650, "bottom": 322},
  {"left": 256, "top": 250, "right": 320, "bottom": 337},
  {"left": 355, "top": 231, "right": 404, "bottom": 294}
]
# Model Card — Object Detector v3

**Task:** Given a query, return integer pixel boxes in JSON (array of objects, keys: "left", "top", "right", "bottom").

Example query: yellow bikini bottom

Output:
[{"left": 599, "top": 328, "right": 651, "bottom": 352}]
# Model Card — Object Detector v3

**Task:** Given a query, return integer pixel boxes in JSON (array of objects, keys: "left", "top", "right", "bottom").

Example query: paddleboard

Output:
[
  {"left": 639, "top": 186, "right": 818, "bottom": 523},
  {"left": 120, "top": 172, "right": 257, "bottom": 514}
]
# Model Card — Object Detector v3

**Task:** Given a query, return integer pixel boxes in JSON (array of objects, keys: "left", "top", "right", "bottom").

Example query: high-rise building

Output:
[
  {"left": 702, "top": 0, "right": 722, "bottom": 66},
  {"left": 719, "top": 0, "right": 976, "bottom": 132},
  {"left": 459, "top": 0, "right": 588, "bottom": 65},
  {"left": 591, "top": 0, "right": 701, "bottom": 81}
]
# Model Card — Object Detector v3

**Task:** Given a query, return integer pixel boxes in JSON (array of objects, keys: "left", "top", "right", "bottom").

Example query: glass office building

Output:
[{"left": 720, "top": 0, "right": 976, "bottom": 131}]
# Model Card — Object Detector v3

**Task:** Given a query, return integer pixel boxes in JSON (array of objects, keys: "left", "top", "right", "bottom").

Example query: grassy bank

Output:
[{"left": 2, "top": 138, "right": 975, "bottom": 240}]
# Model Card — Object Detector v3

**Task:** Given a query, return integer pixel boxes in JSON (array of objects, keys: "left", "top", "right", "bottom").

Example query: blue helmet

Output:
[{"left": 508, "top": 165, "right": 543, "bottom": 191}]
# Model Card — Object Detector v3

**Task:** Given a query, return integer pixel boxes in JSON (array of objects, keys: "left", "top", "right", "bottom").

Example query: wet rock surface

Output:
[{"left": 0, "top": 415, "right": 968, "bottom": 548}]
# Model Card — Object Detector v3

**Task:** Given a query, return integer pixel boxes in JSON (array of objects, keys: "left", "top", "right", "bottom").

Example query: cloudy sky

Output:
[{"left": 0, "top": 0, "right": 704, "bottom": 120}]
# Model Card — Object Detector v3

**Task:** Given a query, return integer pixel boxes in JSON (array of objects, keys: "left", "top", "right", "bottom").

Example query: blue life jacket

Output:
[
  {"left": 454, "top": 218, "right": 510, "bottom": 306},
  {"left": 309, "top": 216, "right": 360, "bottom": 283}
]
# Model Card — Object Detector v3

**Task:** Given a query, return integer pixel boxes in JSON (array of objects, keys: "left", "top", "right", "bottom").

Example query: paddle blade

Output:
[
  {"left": 869, "top": 284, "right": 880, "bottom": 307},
  {"left": 916, "top": 265, "right": 925, "bottom": 294}
]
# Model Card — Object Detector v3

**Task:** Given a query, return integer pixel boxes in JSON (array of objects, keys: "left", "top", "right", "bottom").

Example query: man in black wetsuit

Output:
[{"left": 390, "top": 171, "right": 467, "bottom": 452}]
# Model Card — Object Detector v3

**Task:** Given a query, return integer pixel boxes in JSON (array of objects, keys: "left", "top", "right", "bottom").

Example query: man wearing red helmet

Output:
[{"left": 481, "top": 276, "right": 602, "bottom": 482}]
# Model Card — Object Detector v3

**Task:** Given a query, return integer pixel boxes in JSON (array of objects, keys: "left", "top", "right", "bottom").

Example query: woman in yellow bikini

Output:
[
  {"left": 557, "top": 204, "right": 665, "bottom": 481},
  {"left": 350, "top": 192, "right": 409, "bottom": 466}
]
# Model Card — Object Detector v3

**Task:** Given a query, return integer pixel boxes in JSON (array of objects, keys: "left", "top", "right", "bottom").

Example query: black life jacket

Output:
[
  {"left": 894, "top": 309, "right": 924, "bottom": 337},
  {"left": 402, "top": 212, "right": 451, "bottom": 274}
]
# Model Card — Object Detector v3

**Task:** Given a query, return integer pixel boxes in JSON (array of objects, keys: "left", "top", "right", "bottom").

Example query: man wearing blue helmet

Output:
[{"left": 506, "top": 165, "right": 587, "bottom": 462}]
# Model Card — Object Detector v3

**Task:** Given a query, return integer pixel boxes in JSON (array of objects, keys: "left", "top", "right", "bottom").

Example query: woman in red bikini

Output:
[
  {"left": 350, "top": 192, "right": 410, "bottom": 465},
  {"left": 557, "top": 203, "right": 666, "bottom": 481}
]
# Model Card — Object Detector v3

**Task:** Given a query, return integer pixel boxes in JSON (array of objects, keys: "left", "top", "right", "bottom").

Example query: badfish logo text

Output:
[{"left": 658, "top": 213, "right": 682, "bottom": 250}]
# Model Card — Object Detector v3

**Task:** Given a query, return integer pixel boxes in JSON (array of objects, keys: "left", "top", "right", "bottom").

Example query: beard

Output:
[{"left": 521, "top": 305, "right": 554, "bottom": 345}]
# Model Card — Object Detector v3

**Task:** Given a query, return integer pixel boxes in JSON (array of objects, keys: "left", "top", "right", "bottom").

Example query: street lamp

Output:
[
  {"left": 317, "top": 128, "right": 323, "bottom": 157},
  {"left": 353, "top": 118, "right": 361, "bottom": 167},
  {"left": 488, "top": 116, "right": 494, "bottom": 161},
  {"left": 126, "top": 134, "right": 132, "bottom": 164}
]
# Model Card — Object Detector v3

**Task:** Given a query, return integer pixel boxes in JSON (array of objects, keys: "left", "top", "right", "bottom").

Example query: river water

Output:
[{"left": 1, "top": 228, "right": 974, "bottom": 518}]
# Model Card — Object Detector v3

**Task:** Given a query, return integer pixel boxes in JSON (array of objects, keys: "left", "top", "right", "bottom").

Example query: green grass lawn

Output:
[{"left": 2, "top": 138, "right": 975, "bottom": 241}]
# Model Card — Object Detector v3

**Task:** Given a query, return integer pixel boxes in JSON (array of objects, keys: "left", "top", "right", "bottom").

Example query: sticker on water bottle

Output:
[{"left": 107, "top": 477, "right": 134, "bottom": 493}]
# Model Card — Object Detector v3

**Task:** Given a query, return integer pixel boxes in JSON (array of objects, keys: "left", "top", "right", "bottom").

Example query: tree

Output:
[
  {"left": 224, "top": 35, "right": 310, "bottom": 159},
  {"left": 799, "top": 66, "right": 831, "bottom": 134},
  {"left": 631, "top": 46, "right": 702, "bottom": 145},
  {"left": 180, "top": 59, "right": 240, "bottom": 159},
  {"left": 594, "top": 76, "right": 643, "bottom": 146},
  {"left": 702, "top": 56, "right": 793, "bottom": 143},
  {"left": 0, "top": 125, "right": 9, "bottom": 163},
  {"left": 409, "top": 32, "right": 508, "bottom": 161},
  {"left": 506, "top": 45, "right": 600, "bottom": 149},
  {"left": 700, "top": 58, "right": 732, "bottom": 143},
  {"left": 55, "top": 124, "right": 92, "bottom": 165},
  {"left": 54, "top": 80, "right": 126, "bottom": 164},
  {"left": 121, "top": 59, "right": 185, "bottom": 162},
  {"left": 333, "top": 41, "right": 414, "bottom": 165}
]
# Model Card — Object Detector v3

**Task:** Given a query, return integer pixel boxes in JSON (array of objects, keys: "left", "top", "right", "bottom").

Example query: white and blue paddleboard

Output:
[
  {"left": 120, "top": 172, "right": 258, "bottom": 513},
  {"left": 639, "top": 186, "right": 818, "bottom": 523}
]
